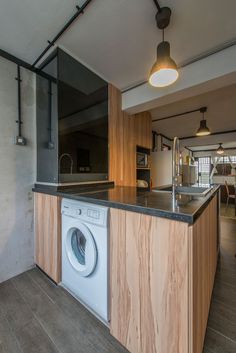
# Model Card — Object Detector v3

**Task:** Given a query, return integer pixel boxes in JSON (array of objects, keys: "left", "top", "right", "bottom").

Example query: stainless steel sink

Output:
[{"left": 153, "top": 185, "right": 213, "bottom": 197}]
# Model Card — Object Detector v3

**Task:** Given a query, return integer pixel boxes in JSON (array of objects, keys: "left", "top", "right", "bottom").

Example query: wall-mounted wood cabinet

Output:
[
  {"left": 134, "top": 111, "right": 152, "bottom": 150},
  {"left": 34, "top": 193, "right": 62, "bottom": 283}
]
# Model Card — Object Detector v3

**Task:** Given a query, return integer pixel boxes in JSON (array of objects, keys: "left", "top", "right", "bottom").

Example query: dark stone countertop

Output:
[{"left": 33, "top": 183, "right": 220, "bottom": 224}]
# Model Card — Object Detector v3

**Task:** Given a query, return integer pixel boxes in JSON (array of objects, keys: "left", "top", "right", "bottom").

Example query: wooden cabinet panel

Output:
[
  {"left": 135, "top": 111, "right": 152, "bottom": 149},
  {"left": 110, "top": 194, "right": 219, "bottom": 353},
  {"left": 34, "top": 193, "right": 61, "bottom": 283},
  {"left": 189, "top": 196, "right": 218, "bottom": 353},
  {"left": 108, "top": 85, "right": 152, "bottom": 186},
  {"left": 110, "top": 208, "right": 189, "bottom": 353}
]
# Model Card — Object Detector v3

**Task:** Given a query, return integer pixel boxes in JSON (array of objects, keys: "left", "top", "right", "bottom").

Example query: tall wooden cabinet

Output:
[
  {"left": 109, "top": 195, "right": 218, "bottom": 353},
  {"left": 109, "top": 85, "right": 152, "bottom": 187},
  {"left": 34, "top": 193, "right": 62, "bottom": 283}
]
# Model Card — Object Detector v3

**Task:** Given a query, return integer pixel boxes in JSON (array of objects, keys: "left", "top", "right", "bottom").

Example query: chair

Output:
[{"left": 225, "top": 180, "right": 236, "bottom": 210}]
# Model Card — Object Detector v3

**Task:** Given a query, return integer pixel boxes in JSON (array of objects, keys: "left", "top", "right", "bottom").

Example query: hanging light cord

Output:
[{"left": 153, "top": 0, "right": 161, "bottom": 12}]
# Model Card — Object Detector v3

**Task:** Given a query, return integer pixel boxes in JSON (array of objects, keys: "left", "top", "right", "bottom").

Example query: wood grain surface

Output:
[
  {"left": 110, "top": 208, "right": 190, "bottom": 353},
  {"left": 34, "top": 193, "right": 62, "bottom": 283},
  {"left": 108, "top": 85, "right": 152, "bottom": 186}
]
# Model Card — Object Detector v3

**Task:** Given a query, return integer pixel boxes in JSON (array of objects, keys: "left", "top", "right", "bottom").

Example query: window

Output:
[
  {"left": 217, "top": 156, "right": 236, "bottom": 164},
  {"left": 195, "top": 157, "right": 211, "bottom": 185}
]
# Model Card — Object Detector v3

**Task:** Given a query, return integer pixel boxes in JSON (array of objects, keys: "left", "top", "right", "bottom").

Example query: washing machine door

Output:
[{"left": 65, "top": 223, "right": 97, "bottom": 277}]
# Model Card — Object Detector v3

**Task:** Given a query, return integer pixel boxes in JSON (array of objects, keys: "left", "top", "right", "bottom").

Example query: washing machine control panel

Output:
[
  {"left": 61, "top": 199, "right": 108, "bottom": 227},
  {"left": 87, "top": 209, "right": 100, "bottom": 219}
]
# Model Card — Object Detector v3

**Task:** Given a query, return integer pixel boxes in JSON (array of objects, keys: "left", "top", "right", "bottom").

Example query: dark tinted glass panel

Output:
[
  {"left": 36, "top": 55, "right": 58, "bottom": 183},
  {"left": 58, "top": 49, "right": 108, "bottom": 183}
]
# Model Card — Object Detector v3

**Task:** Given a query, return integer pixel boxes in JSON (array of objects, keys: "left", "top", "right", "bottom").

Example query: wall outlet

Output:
[
  {"left": 14, "top": 136, "right": 27, "bottom": 146},
  {"left": 48, "top": 141, "right": 55, "bottom": 150}
]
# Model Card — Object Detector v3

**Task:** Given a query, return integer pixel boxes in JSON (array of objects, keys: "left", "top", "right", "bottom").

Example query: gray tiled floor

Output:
[
  {"left": 203, "top": 217, "right": 236, "bottom": 353},
  {"left": 0, "top": 217, "right": 235, "bottom": 353},
  {"left": 0, "top": 268, "right": 128, "bottom": 353}
]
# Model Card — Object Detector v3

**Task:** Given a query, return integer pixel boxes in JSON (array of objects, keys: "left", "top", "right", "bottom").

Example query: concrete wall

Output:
[{"left": 0, "top": 57, "right": 36, "bottom": 283}]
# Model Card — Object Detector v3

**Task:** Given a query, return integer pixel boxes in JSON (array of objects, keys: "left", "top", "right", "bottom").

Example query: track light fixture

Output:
[
  {"left": 196, "top": 107, "right": 211, "bottom": 137},
  {"left": 216, "top": 143, "right": 224, "bottom": 155},
  {"left": 149, "top": 2, "right": 178, "bottom": 87}
]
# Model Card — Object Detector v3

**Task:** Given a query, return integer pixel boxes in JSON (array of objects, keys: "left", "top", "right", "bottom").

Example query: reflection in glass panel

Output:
[
  {"left": 58, "top": 49, "right": 108, "bottom": 183},
  {"left": 36, "top": 54, "right": 58, "bottom": 183}
]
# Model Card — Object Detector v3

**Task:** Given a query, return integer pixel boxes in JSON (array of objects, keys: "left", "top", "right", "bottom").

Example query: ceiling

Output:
[
  {"left": 1, "top": 0, "right": 236, "bottom": 90},
  {"left": 151, "top": 84, "right": 236, "bottom": 139}
]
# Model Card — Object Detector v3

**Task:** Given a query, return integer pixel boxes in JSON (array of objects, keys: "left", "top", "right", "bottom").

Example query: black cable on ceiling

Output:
[
  {"left": 32, "top": 0, "right": 93, "bottom": 67},
  {"left": 152, "top": 107, "right": 207, "bottom": 123},
  {"left": 153, "top": 0, "right": 161, "bottom": 12}
]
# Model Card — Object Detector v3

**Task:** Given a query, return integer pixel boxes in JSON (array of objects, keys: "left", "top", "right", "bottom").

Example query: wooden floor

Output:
[{"left": 0, "top": 217, "right": 235, "bottom": 353}]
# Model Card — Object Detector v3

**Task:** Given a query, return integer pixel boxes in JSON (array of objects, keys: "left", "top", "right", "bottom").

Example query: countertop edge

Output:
[{"left": 33, "top": 184, "right": 220, "bottom": 224}]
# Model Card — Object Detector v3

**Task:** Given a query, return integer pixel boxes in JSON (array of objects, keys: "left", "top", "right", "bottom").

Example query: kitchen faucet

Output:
[
  {"left": 59, "top": 153, "right": 73, "bottom": 174},
  {"left": 172, "top": 137, "right": 181, "bottom": 200}
]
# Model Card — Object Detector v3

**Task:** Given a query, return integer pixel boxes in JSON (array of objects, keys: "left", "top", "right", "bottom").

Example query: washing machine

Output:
[{"left": 61, "top": 198, "right": 109, "bottom": 323}]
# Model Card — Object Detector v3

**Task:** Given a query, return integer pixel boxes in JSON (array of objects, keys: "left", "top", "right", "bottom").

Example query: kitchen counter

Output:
[{"left": 33, "top": 183, "right": 220, "bottom": 224}]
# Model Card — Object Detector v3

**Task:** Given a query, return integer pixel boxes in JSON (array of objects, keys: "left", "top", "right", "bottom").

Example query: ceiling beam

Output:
[
  {"left": 122, "top": 38, "right": 236, "bottom": 94},
  {"left": 123, "top": 45, "right": 236, "bottom": 114},
  {"left": 191, "top": 147, "right": 236, "bottom": 153},
  {"left": 179, "top": 129, "right": 236, "bottom": 140}
]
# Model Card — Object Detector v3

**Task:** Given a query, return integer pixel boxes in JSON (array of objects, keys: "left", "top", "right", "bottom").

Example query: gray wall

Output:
[{"left": 0, "top": 57, "right": 36, "bottom": 283}]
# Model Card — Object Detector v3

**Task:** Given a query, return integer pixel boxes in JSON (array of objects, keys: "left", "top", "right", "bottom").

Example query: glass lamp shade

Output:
[
  {"left": 217, "top": 144, "right": 224, "bottom": 155},
  {"left": 196, "top": 119, "right": 211, "bottom": 136},
  {"left": 149, "top": 41, "right": 179, "bottom": 87}
]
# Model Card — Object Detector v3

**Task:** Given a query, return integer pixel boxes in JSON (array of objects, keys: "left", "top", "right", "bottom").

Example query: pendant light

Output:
[
  {"left": 217, "top": 143, "right": 224, "bottom": 155},
  {"left": 149, "top": 6, "right": 178, "bottom": 88},
  {"left": 196, "top": 107, "right": 211, "bottom": 136}
]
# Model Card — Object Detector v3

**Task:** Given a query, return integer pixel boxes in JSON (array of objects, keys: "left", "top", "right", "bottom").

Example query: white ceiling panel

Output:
[{"left": 1, "top": 0, "right": 236, "bottom": 90}]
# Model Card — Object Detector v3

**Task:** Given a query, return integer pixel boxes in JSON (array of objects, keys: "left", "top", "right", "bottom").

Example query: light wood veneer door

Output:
[
  {"left": 34, "top": 193, "right": 61, "bottom": 283},
  {"left": 110, "top": 208, "right": 190, "bottom": 353}
]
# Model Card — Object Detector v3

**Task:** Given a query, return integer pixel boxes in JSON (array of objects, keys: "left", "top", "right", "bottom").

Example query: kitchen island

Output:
[{"left": 33, "top": 183, "right": 220, "bottom": 353}]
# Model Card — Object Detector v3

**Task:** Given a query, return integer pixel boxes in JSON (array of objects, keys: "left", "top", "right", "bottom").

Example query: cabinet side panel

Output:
[
  {"left": 34, "top": 193, "right": 61, "bottom": 283},
  {"left": 110, "top": 208, "right": 189, "bottom": 353},
  {"left": 189, "top": 196, "right": 218, "bottom": 353}
]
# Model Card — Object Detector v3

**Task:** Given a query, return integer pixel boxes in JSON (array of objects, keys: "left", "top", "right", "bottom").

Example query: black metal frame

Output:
[
  {"left": 152, "top": 0, "right": 161, "bottom": 12},
  {"left": 15, "top": 65, "right": 22, "bottom": 137},
  {"left": 152, "top": 129, "right": 236, "bottom": 142},
  {"left": 0, "top": 49, "right": 56, "bottom": 83},
  {"left": 152, "top": 106, "right": 207, "bottom": 123}
]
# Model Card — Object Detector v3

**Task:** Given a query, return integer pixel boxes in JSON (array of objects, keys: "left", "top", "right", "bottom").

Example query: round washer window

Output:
[
  {"left": 71, "top": 229, "right": 86, "bottom": 266},
  {"left": 65, "top": 225, "right": 97, "bottom": 277}
]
